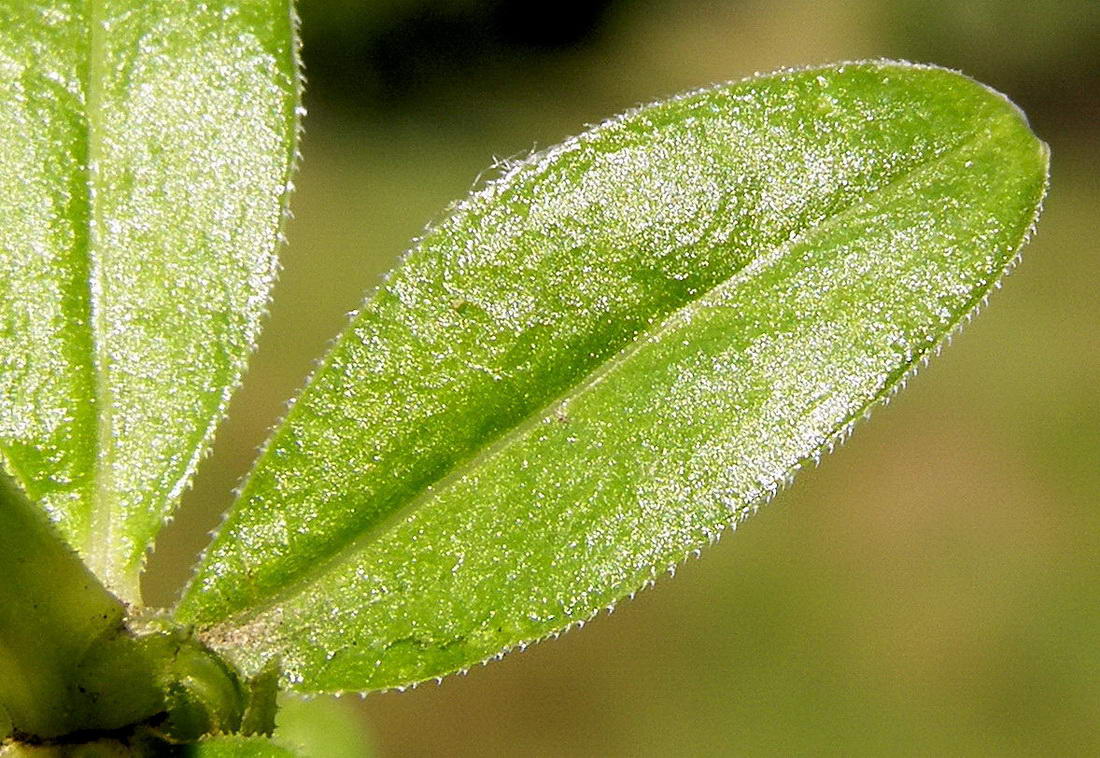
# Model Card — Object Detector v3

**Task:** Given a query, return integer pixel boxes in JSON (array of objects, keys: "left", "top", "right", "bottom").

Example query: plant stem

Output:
[
  {"left": 0, "top": 473, "right": 258, "bottom": 746},
  {"left": 0, "top": 472, "right": 131, "bottom": 738}
]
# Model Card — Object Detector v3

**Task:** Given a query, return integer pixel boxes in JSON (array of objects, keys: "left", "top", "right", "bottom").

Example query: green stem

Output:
[
  {"left": 0, "top": 474, "right": 267, "bottom": 746},
  {"left": 0, "top": 472, "right": 129, "bottom": 738}
]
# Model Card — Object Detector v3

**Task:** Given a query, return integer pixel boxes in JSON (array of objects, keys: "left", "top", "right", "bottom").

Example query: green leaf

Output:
[
  {"left": 186, "top": 736, "right": 301, "bottom": 758},
  {"left": 0, "top": 1, "right": 301, "bottom": 600},
  {"left": 177, "top": 61, "right": 1048, "bottom": 692}
]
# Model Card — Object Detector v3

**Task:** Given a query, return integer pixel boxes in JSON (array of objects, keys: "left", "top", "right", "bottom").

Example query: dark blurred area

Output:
[
  {"left": 294, "top": 0, "right": 1100, "bottom": 132},
  {"left": 297, "top": 0, "right": 623, "bottom": 108},
  {"left": 145, "top": 1, "right": 1100, "bottom": 755}
]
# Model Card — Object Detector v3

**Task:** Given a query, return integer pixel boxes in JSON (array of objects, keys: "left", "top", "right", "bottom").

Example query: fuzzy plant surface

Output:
[{"left": 0, "top": 0, "right": 1047, "bottom": 754}]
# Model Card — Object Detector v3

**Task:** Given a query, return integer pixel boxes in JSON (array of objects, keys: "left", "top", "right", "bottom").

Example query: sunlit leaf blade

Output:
[
  {"left": 0, "top": 1, "right": 300, "bottom": 600},
  {"left": 178, "top": 62, "right": 1048, "bottom": 692}
]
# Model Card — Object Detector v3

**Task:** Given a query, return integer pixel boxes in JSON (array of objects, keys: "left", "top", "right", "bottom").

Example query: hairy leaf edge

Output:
[{"left": 128, "top": 0, "right": 308, "bottom": 599}]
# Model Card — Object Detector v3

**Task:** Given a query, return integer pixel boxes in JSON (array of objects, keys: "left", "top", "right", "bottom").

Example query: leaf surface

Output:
[
  {"left": 0, "top": 1, "right": 300, "bottom": 599},
  {"left": 177, "top": 62, "right": 1048, "bottom": 692}
]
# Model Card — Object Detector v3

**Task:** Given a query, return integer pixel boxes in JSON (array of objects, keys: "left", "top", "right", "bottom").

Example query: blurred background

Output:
[{"left": 144, "top": 0, "right": 1100, "bottom": 754}]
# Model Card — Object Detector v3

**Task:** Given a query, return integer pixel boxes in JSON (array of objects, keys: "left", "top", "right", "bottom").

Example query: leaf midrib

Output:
[
  {"left": 210, "top": 123, "right": 996, "bottom": 630},
  {"left": 83, "top": 0, "right": 123, "bottom": 597}
]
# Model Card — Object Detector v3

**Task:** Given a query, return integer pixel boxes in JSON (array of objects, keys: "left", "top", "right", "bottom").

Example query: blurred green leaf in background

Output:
[
  {"left": 275, "top": 695, "right": 374, "bottom": 758},
  {"left": 146, "top": 0, "right": 1100, "bottom": 754}
]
